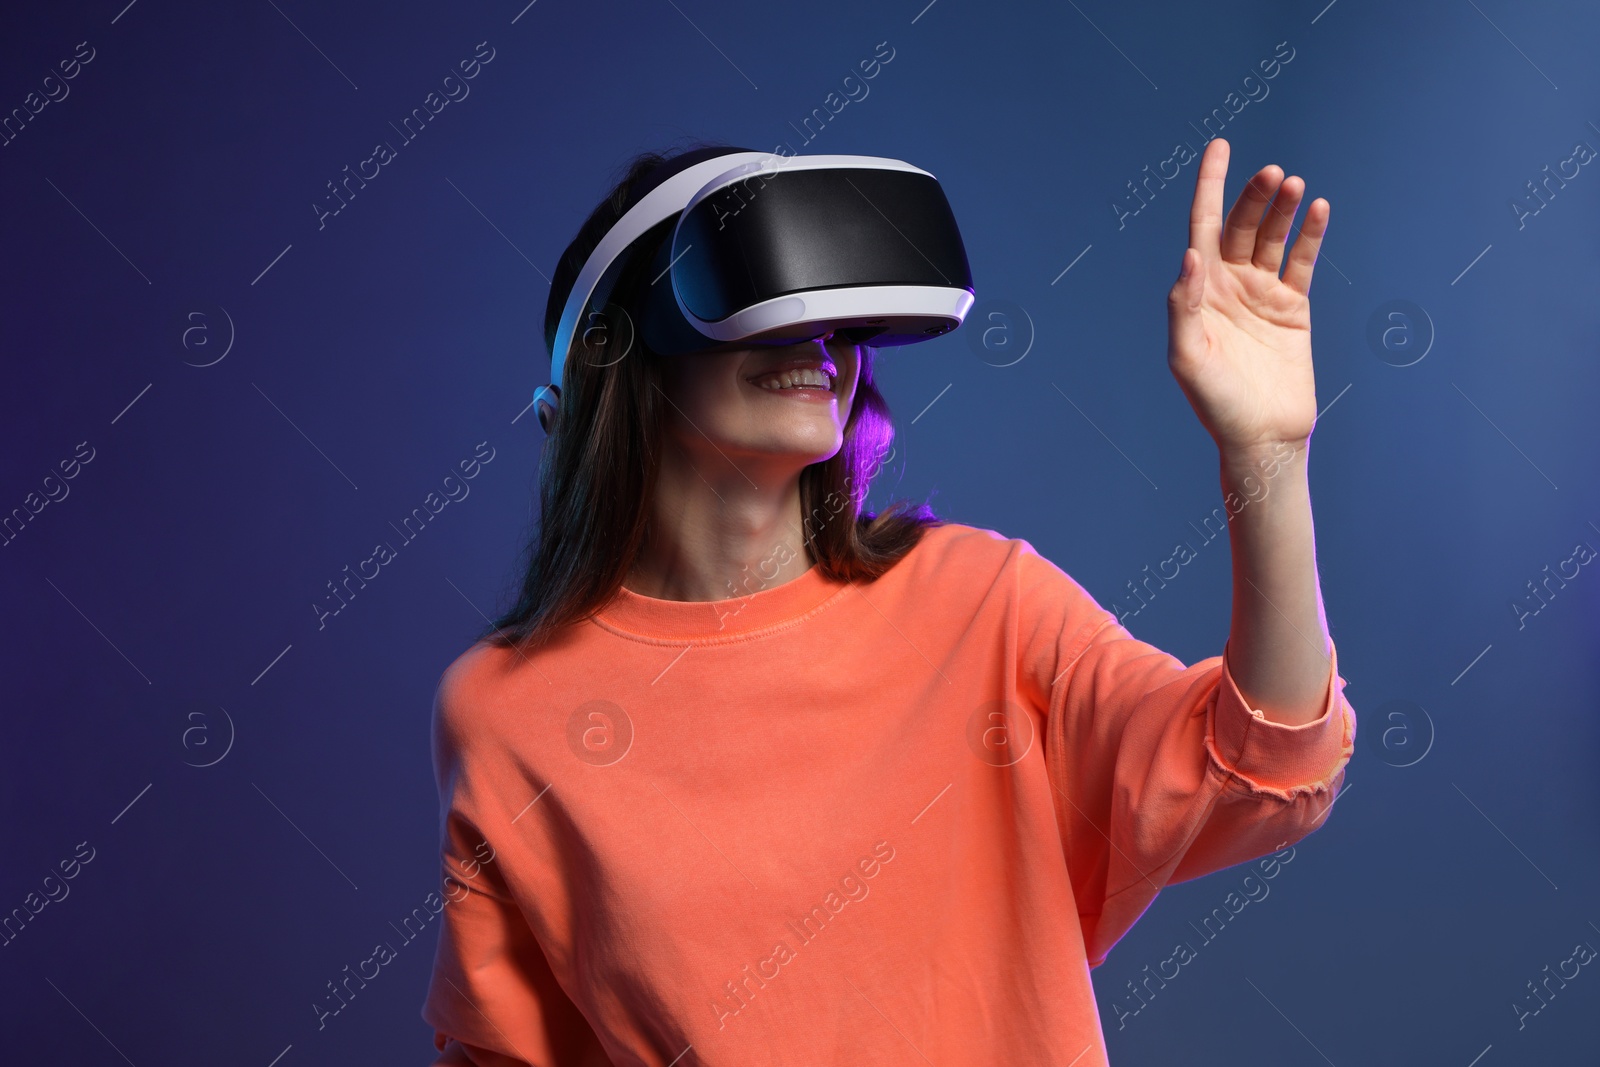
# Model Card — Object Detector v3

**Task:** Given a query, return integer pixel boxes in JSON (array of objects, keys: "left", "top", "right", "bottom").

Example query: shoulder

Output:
[
  {"left": 434, "top": 638, "right": 494, "bottom": 710},
  {"left": 429, "top": 637, "right": 528, "bottom": 766},
  {"left": 905, "top": 519, "right": 1015, "bottom": 565},
  {"left": 908, "top": 520, "right": 1075, "bottom": 581},
  {"left": 909, "top": 520, "right": 1103, "bottom": 613},
  {"left": 889, "top": 519, "right": 1033, "bottom": 594}
]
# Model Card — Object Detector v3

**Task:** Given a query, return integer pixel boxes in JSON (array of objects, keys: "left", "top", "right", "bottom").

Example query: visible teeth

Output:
[{"left": 756, "top": 368, "right": 831, "bottom": 390}]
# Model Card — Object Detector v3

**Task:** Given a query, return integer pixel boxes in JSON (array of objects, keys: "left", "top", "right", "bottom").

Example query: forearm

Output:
[{"left": 1220, "top": 439, "right": 1333, "bottom": 726}]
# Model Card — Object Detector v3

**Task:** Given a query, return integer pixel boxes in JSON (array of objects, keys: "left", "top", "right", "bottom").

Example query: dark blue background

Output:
[{"left": 2, "top": 0, "right": 1596, "bottom": 1063}]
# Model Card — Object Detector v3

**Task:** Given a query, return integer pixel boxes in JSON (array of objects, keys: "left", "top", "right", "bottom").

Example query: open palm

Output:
[{"left": 1167, "top": 137, "right": 1331, "bottom": 455}]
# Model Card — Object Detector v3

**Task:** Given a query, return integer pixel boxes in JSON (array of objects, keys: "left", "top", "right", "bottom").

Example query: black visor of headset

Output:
[{"left": 535, "top": 148, "right": 976, "bottom": 420}]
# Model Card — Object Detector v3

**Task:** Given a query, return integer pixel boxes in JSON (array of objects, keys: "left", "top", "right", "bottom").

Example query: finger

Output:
[
  {"left": 1187, "top": 138, "right": 1230, "bottom": 261},
  {"left": 1252, "top": 174, "right": 1305, "bottom": 274},
  {"left": 1281, "top": 197, "right": 1330, "bottom": 295},
  {"left": 1219, "top": 164, "right": 1283, "bottom": 264}
]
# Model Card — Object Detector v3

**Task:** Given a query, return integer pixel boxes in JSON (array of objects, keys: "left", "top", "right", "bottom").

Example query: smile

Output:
[{"left": 746, "top": 357, "right": 837, "bottom": 395}]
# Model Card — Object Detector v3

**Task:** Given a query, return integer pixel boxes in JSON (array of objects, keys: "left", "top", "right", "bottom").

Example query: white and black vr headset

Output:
[{"left": 534, "top": 145, "right": 976, "bottom": 434}]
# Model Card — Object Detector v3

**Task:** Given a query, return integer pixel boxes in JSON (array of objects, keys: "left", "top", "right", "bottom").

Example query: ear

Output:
[{"left": 534, "top": 384, "right": 561, "bottom": 435}]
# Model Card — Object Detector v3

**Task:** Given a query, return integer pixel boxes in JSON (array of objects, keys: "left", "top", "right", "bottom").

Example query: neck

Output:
[{"left": 625, "top": 444, "right": 815, "bottom": 602}]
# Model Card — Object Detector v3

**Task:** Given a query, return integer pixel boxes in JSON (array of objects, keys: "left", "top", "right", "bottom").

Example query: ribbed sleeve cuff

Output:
[{"left": 1206, "top": 638, "right": 1355, "bottom": 801}]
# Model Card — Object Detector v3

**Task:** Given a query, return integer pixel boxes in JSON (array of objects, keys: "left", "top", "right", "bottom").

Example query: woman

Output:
[{"left": 421, "top": 136, "right": 1355, "bottom": 1066}]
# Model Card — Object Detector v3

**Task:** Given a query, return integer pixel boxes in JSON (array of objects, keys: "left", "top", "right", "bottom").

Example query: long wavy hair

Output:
[{"left": 481, "top": 140, "right": 941, "bottom": 652}]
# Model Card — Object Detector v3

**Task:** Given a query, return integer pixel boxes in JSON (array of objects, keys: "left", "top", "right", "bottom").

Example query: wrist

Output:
[
  {"left": 1217, "top": 439, "right": 1307, "bottom": 502},
  {"left": 1218, "top": 437, "right": 1307, "bottom": 475}
]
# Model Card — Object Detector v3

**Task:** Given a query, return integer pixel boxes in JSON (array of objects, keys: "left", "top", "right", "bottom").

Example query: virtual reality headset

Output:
[{"left": 534, "top": 146, "right": 976, "bottom": 431}]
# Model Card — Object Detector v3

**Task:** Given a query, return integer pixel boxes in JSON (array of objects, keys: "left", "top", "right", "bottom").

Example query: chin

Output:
[{"left": 746, "top": 429, "right": 844, "bottom": 465}]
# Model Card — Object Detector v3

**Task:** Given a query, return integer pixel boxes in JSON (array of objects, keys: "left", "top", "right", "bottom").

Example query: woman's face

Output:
[{"left": 654, "top": 332, "right": 863, "bottom": 476}]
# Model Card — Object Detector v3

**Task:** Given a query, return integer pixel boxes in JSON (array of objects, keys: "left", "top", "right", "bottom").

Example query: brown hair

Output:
[{"left": 481, "top": 140, "right": 940, "bottom": 652}]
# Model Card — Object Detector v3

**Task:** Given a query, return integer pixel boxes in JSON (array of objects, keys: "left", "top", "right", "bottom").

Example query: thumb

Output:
[{"left": 1167, "top": 247, "right": 1205, "bottom": 356}]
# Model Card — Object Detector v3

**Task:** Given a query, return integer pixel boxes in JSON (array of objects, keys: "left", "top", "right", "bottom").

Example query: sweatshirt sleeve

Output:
[
  {"left": 422, "top": 656, "right": 612, "bottom": 1066},
  {"left": 422, "top": 853, "right": 611, "bottom": 1066},
  {"left": 1013, "top": 540, "right": 1356, "bottom": 968}
]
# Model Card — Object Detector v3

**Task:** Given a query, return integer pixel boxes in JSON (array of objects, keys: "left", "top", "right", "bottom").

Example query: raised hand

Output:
[{"left": 1166, "top": 137, "right": 1330, "bottom": 457}]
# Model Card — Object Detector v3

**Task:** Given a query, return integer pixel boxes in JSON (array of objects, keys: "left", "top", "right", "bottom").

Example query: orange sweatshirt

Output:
[{"left": 422, "top": 521, "right": 1355, "bottom": 1066}]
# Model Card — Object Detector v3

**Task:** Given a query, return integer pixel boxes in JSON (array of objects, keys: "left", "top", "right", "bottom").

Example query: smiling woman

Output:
[
  {"left": 492, "top": 143, "right": 942, "bottom": 648},
  {"left": 420, "top": 138, "right": 1357, "bottom": 1067}
]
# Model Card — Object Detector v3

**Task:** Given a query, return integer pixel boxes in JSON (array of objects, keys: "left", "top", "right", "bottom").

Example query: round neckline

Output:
[{"left": 593, "top": 562, "right": 850, "bottom": 643}]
